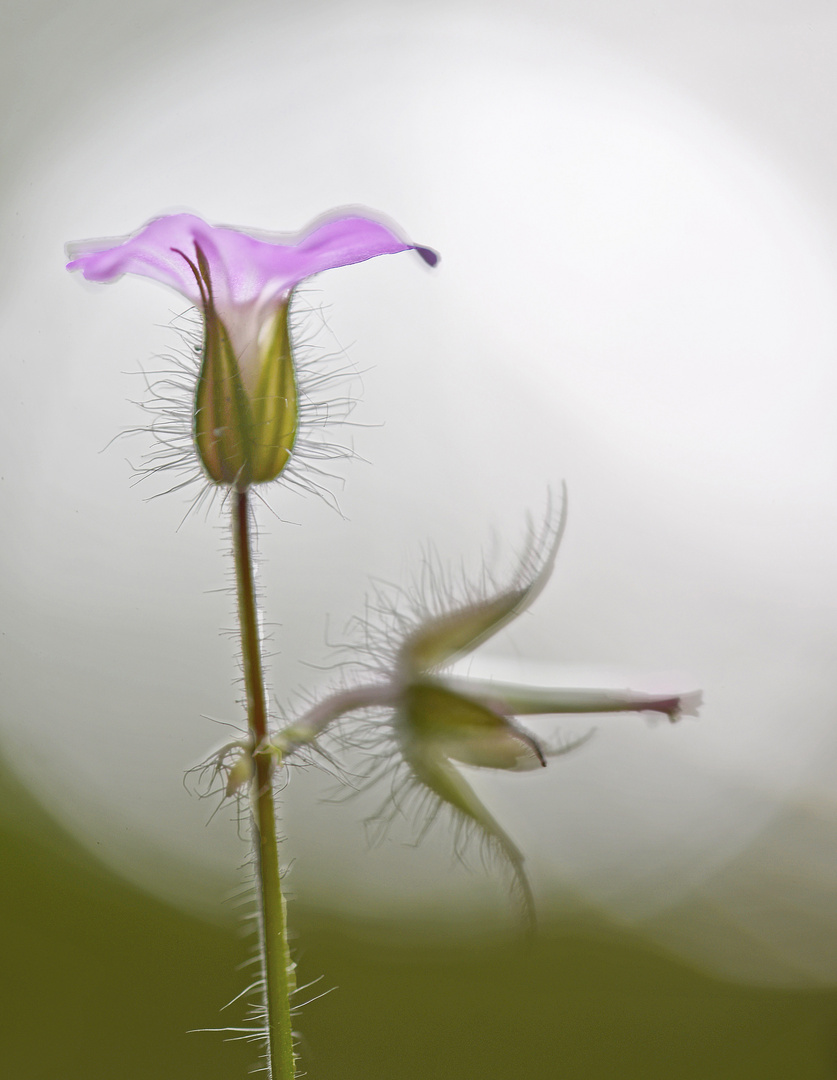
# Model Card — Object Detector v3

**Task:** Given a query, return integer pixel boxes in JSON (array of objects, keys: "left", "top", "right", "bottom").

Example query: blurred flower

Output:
[
  {"left": 67, "top": 211, "right": 437, "bottom": 487},
  {"left": 270, "top": 493, "right": 698, "bottom": 925}
]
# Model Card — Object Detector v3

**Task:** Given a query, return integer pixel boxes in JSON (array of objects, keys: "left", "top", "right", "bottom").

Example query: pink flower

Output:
[{"left": 67, "top": 211, "right": 437, "bottom": 486}]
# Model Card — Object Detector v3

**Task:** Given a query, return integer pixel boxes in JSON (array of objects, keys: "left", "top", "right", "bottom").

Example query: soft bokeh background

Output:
[{"left": 4, "top": 0, "right": 837, "bottom": 1076}]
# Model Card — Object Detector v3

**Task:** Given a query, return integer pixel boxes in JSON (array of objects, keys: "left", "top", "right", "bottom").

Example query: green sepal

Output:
[
  {"left": 191, "top": 244, "right": 256, "bottom": 486},
  {"left": 399, "top": 490, "right": 567, "bottom": 675},
  {"left": 400, "top": 589, "right": 527, "bottom": 675},
  {"left": 249, "top": 300, "right": 298, "bottom": 483},
  {"left": 194, "top": 307, "right": 255, "bottom": 486},
  {"left": 398, "top": 681, "right": 537, "bottom": 927},
  {"left": 403, "top": 681, "right": 545, "bottom": 771}
]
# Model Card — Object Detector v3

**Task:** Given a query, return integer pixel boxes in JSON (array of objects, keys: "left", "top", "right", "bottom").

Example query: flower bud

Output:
[{"left": 192, "top": 255, "right": 297, "bottom": 487}]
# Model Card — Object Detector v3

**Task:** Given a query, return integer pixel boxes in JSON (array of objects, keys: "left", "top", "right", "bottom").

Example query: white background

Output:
[{"left": 3, "top": 0, "right": 837, "bottom": 984}]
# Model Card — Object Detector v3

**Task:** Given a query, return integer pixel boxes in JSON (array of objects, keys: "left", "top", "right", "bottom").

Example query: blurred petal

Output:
[
  {"left": 66, "top": 210, "right": 436, "bottom": 309},
  {"left": 441, "top": 676, "right": 696, "bottom": 721}
]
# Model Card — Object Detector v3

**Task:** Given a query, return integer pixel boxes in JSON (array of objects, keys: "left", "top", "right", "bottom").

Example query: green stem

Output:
[{"left": 232, "top": 488, "right": 296, "bottom": 1079}]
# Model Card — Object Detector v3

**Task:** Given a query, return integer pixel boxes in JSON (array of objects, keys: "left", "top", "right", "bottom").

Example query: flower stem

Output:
[{"left": 231, "top": 488, "right": 296, "bottom": 1079}]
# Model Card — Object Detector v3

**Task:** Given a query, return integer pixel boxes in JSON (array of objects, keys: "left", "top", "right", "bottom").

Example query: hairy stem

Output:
[{"left": 232, "top": 488, "right": 296, "bottom": 1079}]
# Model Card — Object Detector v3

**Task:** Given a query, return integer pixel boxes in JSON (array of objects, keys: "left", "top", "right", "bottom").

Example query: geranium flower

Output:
[{"left": 67, "top": 211, "right": 437, "bottom": 487}]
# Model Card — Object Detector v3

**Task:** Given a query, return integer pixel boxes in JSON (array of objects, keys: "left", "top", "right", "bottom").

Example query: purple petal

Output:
[
  {"left": 66, "top": 211, "right": 437, "bottom": 308},
  {"left": 292, "top": 216, "right": 439, "bottom": 274},
  {"left": 66, "top": 214, "right": 221, "bottom": 305}
]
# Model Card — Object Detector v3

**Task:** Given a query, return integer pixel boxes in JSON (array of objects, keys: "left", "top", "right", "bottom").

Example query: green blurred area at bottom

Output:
[{"left": 2, "top": 766, "right": 836, "bottom": 1080}]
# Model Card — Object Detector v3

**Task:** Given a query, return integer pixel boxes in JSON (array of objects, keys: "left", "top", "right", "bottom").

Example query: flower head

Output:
[
  {"left": 268, "top": 493, "right": 699, "bottom": 928},
  {"left": 67, "top": 211, "right": 437, "bottom": 488}
]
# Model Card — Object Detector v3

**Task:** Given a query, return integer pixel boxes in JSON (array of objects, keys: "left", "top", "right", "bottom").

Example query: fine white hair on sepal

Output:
[{"left": 116, "top": 287, "right": 364, "bottom": 517}]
